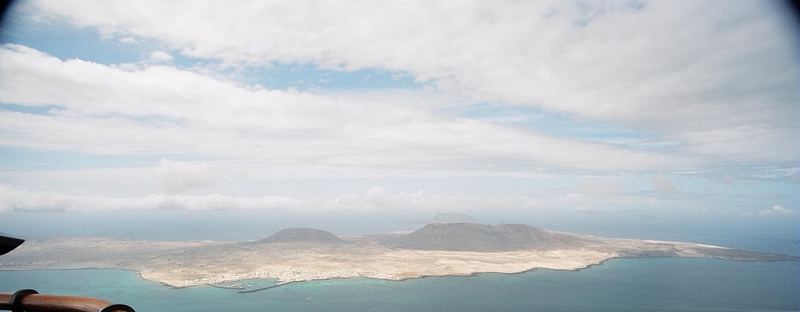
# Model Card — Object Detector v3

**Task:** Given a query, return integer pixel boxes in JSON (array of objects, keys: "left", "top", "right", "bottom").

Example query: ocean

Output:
[{"left": 1, "top": 257, "right": 798, "bottom": 312}]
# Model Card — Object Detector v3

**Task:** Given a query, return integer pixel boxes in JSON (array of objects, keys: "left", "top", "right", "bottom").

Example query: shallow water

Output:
[{"left": 1, "top": 257, "right": 798, "bottom": 312}]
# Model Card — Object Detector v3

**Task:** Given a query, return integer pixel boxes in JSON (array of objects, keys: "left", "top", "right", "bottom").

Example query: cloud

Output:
[
  {"left": 652, "top": 175, "right": 676, "bottom": 195},
  {"left": 0, "top": 182, "right": 652, "bottom": 216},
  {"left": 1, "top": 1, "right": 798, "bottom": 218},
  {"left": 0, "top": 176, "right": 737, "bottom": 217},
  {"left": 0, "top": 185, "right": 527, "bottom": 214},
  {"left": 117, "top": 36, "right": 139, "bottom": 44},
  {"left": 576, "top": 176, "right": 624, "bottom": 199},
  {"left": 156, "top": 159, "right": 215, "bottom": 194},
  {"left": 24, "top": 0, "right": 799, "bottom": 166},
  {"left": 757, "top": 205, "right": 797, "bottom": 217},
  {"left": 0, "top": 185, "right": 301, "bottom": 213},
  {"left": 0, "top": 44, "right": 689, "bottom": 173},
  {"left": 149, "top": 50, "right": 173, "bottom": 62}
]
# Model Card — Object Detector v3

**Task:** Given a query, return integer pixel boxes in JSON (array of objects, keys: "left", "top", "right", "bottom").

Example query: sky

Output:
[{"left": 0, "top": 0, "right": 798, "bottom": 242}]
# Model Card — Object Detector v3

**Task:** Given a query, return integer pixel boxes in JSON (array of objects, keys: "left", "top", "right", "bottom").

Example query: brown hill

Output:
[{"left": 394, "top": 223, "right": 587, "bottom": 251}]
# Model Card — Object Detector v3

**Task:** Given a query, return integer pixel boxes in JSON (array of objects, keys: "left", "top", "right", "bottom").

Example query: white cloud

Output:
[
  {"left": 0, "top": 185, "right": 529, "bottom": 214},
  {"left": 576, "top": 176, "right": 624, "bottom": 199},
  {"left": 0, "top": 186, "right": 301, "bottom": 212},
  {"left": 25, "top": 0, "right": 800, "bottom": 166},
  {"left": 156, "top": 159, "right": 215, "bottom": 194},
  {"left": 757, "top": 205, "right": 797, "bottom": 217},
  {"left": 149, "top": 50, "right": 173, "bottom": 62},
  {"left": 117, "top": 36, "right": 139, "bottom": 44},
  {"left": 0, "top": 175, "right": 734, "bottom": 217},
  {"left": 0, "top": 44, "right": 689, "bottom": 173}
]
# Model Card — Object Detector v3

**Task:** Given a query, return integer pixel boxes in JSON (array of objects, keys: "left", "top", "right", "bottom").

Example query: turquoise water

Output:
[{"left": 1, "top": 258, "right": 798, "bottom": 312}]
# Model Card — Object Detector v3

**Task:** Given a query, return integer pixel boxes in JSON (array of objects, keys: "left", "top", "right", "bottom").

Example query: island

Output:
[{"left": 1, "top": 223, "right": 796, "bottom": 289}]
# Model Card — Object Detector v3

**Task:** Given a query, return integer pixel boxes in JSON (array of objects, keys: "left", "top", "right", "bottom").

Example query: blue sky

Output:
[{"left": 0, "top": 0, "right": 798, "bottom": 241}]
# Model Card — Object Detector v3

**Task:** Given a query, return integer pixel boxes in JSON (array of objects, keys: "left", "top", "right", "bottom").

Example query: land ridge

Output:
[{"left": 394, "top": 223, "right": 588, "bottom": 251}]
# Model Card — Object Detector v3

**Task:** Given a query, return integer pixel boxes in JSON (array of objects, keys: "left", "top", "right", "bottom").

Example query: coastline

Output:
[
  {"left": 0, "top": 257, "right": 612, "bottom": 289},
  {"left": 0, "top": 254, "right": 727, "bottom": 289},
  {"left": 3, "top": 254, "right": 799, "bottom": 292},
  {"left": 4, "top": 236, "right": 797, "bottom": 290}
]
